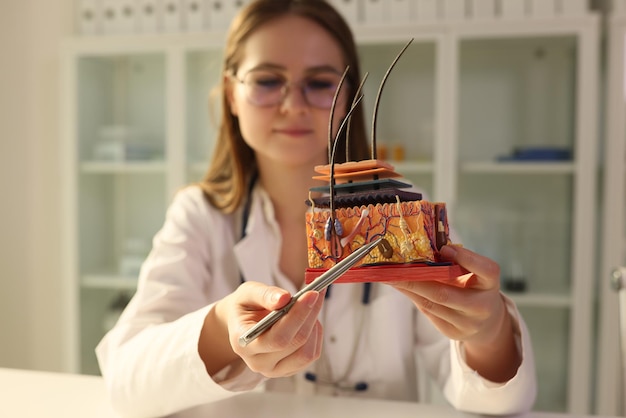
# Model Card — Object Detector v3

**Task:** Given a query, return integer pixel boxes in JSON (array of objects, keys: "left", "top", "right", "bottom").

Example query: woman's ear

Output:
[{"left": 224, "top": 75, "right": 239, "bottom": 116}]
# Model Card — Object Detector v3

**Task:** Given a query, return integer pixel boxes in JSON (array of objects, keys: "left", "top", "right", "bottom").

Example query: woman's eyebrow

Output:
[
  {"left": 242, "top": 63, "right": 343, "bottom": 75},
  {"left": 305, "top": 65, "right": 343, "bottom": 75},
  {"left": 242, "top": 63, "right": 286, "bottom": 73}
]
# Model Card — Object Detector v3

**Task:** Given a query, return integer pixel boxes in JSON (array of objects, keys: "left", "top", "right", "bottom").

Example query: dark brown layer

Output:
[{"left": 306, "top": 188, "right": 422, "bottom": 209}]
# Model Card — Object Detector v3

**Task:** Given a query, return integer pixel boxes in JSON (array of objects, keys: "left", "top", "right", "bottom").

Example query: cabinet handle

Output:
[{"left": 612, "top": 267, "right": 626, "bottom": 291}]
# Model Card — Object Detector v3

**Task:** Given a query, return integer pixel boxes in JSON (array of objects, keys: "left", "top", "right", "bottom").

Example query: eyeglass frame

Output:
[{"left": 228, "top": 67, "right": 348, "bottom": 109}]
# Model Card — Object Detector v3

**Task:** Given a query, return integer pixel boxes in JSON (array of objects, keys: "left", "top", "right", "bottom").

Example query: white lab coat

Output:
[{"left": 96, "top": 185, "right": 537, "bottom": 418}]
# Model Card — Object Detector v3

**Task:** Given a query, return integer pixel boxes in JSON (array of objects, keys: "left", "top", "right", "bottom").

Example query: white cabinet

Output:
[
  {"left": 452, "top": 21, "right": 599, "bottom": 415},
  {"left": 61, "top": 10, "right": 600, "bottom": 415},
  {"left": 595, "top": 13, "right": 626, "bottom": 418}
]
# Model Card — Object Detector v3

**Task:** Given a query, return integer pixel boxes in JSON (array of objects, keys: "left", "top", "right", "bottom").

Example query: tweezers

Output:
[{"left": 238, "top": 237, "right": 383, "bottom": 347}]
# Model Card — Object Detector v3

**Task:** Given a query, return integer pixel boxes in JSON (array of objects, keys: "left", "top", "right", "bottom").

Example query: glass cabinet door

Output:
[
  {"left": 455, "top": 35, "right": 581, "bottom": 413},
  {"left": 78, "top": 54, "right": 166, "bottom": 166},
  {"left": 76, "top": 53, "right": 167, "bottom": 374},
  {"left": 358, "top": 40, "right": 438, "bottom": 198},
  {"left": 186, "top": 49, "right": 223, "bottom": 183}
]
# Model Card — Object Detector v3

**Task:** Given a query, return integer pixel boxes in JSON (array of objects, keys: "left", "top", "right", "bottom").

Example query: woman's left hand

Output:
[{"left": 387, "top": 245, "right": 521, "bottom": 382}]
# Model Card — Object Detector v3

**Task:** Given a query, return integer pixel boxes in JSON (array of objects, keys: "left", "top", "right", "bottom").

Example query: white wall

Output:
[{"left": 0, "top": 1, "right": 73, "bottom": 372}]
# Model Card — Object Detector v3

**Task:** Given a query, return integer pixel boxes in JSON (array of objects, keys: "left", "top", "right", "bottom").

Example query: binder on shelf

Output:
[
  {"left": 206, "top": 1, "right": 249, "bottom": 31},
  {"left": 362, "top": 0, "right": 387, "bottom": 25},
  {"left": 136, "top": 0, "right": 160, "bottom": 33},
  {"left": 499, "top": 0, "right": 526, "bottom": 19},
  {"left": 117, "top": 0, "right": 137, "bottom": 34},
  {"left": 182, "top": 0, "right": 206, "bottom": 31},
  {"left": 161, "top": 0, "right": 183, "bottom": 32},
  {"left": 390, "top": 0, "right": 413, "bottom": 24},
  {"left": 100, "top": 0, "right": 136, "bottom": 35},
  {"left": 443, "top": 0, "right": 466, "bottom": 20},
  {"left": 328, "top": 0, "right": 360, "bottom": 25},
  {"left": 470, "top": 0, "right": 495, "bottom": 19},
  {"left": 528, "top": 0, "right": 555, "bottom": 18},
  {"left": 416, "top": 0, "right": 440, "bottom": 23},
  {"left": 207, "top": 0, "right": 234, "bottom": 30},
  {"left": 77, "top": 0, "right": 101, "bottom": 35},
  {"left": 234, "top": 1, "right": 251, "bottom": 14},
  {"left": 100, "top": 0, "right": 118, "bottom": 34}
]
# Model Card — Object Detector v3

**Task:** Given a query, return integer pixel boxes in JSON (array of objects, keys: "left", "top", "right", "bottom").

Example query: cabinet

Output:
[
  {"left": 595, "top": 11, "right": 626, "bottom": 417},
  {"left": 452, "top": 20, "right": 599, "bottom": 415},
  {"left": 61, "top": 7, "right": 600, "bottom": 415}
]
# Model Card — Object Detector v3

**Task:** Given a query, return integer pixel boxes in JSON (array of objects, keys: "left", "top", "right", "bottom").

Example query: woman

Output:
[{"left": 96, "top": 1, "right": 537, "bottom": 417}]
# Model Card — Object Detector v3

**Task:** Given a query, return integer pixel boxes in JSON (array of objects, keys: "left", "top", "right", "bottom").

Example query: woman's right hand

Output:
[{"left": 204, "top": 281, "right": 324, "bottom": 378}]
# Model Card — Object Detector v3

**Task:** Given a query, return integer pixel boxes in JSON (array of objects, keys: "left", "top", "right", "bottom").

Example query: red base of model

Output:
[{"left": 305, "top": 263, "right": 473, "bottom": 287}]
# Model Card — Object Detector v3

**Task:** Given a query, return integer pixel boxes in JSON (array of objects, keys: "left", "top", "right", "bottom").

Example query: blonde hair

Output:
[{"left": 198, "top": 0, "right": 369, "bottom": 214}]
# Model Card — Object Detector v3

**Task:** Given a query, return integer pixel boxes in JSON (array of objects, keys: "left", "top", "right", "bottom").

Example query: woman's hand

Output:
[
  {"left": 387, "top": 245, "right": 521, "bottom": 382},
  {"left": 200, "top": 282, "right": 324, "bottom": 378}
]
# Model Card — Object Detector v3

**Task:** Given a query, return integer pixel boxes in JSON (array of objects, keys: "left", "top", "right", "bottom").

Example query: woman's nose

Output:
[{"left": 280, "top": 83, "right": 309, "bottom": 111}]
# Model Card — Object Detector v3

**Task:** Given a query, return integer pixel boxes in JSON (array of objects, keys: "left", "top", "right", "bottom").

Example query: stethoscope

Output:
[
  {"left": 239, "top": 173, "right": 371, "bottom": 392},
  {"left": 303, "top": 283, "right": 370, "bottom": 392}
]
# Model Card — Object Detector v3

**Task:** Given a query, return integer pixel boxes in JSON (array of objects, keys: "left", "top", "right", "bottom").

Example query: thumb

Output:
[
  {"left": 440, "top": 245, "right": 499, "bottom": 290},
  {"left": 239, "top": 282, "right": 292, "bottom": 311}
]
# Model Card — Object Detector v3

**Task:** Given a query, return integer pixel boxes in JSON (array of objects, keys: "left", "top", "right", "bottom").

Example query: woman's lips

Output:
[{"left": 275, "top": 128, "right": 312, "bottom": 137}]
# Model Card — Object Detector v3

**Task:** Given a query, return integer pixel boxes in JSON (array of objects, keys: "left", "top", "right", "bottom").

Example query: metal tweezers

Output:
[{"left": 238, "top": 237, "right": 383, "bottom": 347}]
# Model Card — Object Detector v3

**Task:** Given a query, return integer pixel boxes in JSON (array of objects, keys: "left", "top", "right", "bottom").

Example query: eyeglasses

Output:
[{"left": 231, "top": 69, "right": 344, "bottom": 109}]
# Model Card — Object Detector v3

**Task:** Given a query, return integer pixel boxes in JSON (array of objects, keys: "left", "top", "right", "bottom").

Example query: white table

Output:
[
  {"left": 189, "top": 392, "right": 620, "bottom": 418},
  {"left": 0, "top": 367, "right": 619, "bottom": 418},
  {"left": 0, "top": 367, "right": 116, "bottom": 417}
]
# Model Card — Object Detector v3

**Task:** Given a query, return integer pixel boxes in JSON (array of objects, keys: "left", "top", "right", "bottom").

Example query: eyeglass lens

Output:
[{"left": 240, "top": 70, "right": 342, "bottom": 108}]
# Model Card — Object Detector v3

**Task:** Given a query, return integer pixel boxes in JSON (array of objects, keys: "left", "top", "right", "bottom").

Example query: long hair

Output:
[{"left": 198, "top": 0, "right": 369, "bottom": 214}]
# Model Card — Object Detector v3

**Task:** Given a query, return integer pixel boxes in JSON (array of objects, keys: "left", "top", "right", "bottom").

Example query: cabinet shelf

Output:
[
  {"left": 460, "top": 161, "right": 575, "bottom": 174},
  {"left": 82, "top": 274, "right": 138, "bottom": 291},
  {"left": 79, "top": 273, "right": 576, "bottom": 309},
  {"left": 391, "top": 161, "right": 434, "bottom": 174},
  {"left": 189, "top": 162, "right": 209, "bottom": 174},
  {"left": 80, "top": 161, "right": 167, "bottom": 173},
  {"left": 191, "top": 161, "right": 577, "bottom": 176},
  {"left": 66, "top": 32, "right": 226, "bottom": 54},
  {"left": 350, "top": 16, "right": 598, "bottom": 43},
  {"left": 79, "top": 273, "right": 573, "bottom": 308},
  {"left": 453, "top": 15, "right": 599, "bottom": 39},
  {"left": 189, "top": 161, "right": 435, "bottom": 179},
  {"left": 66, "top": 15, "right": 599, "bottom": 56},
  {"left": 506, "top": 292, "right": 572, "bottom": 308}
]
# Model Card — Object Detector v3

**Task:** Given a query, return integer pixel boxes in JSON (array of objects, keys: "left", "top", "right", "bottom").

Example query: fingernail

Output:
[
  {"left": 440, "top": 245, "right": 457, "bottom": 258},
  {"left": 306, "top": 291, "right": 319, "bottom": 308}
]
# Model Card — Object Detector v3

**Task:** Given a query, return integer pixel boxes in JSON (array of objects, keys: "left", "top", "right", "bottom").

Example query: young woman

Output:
[{"left": 96, "top": 1, "right": 537, "bottom": 416}]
